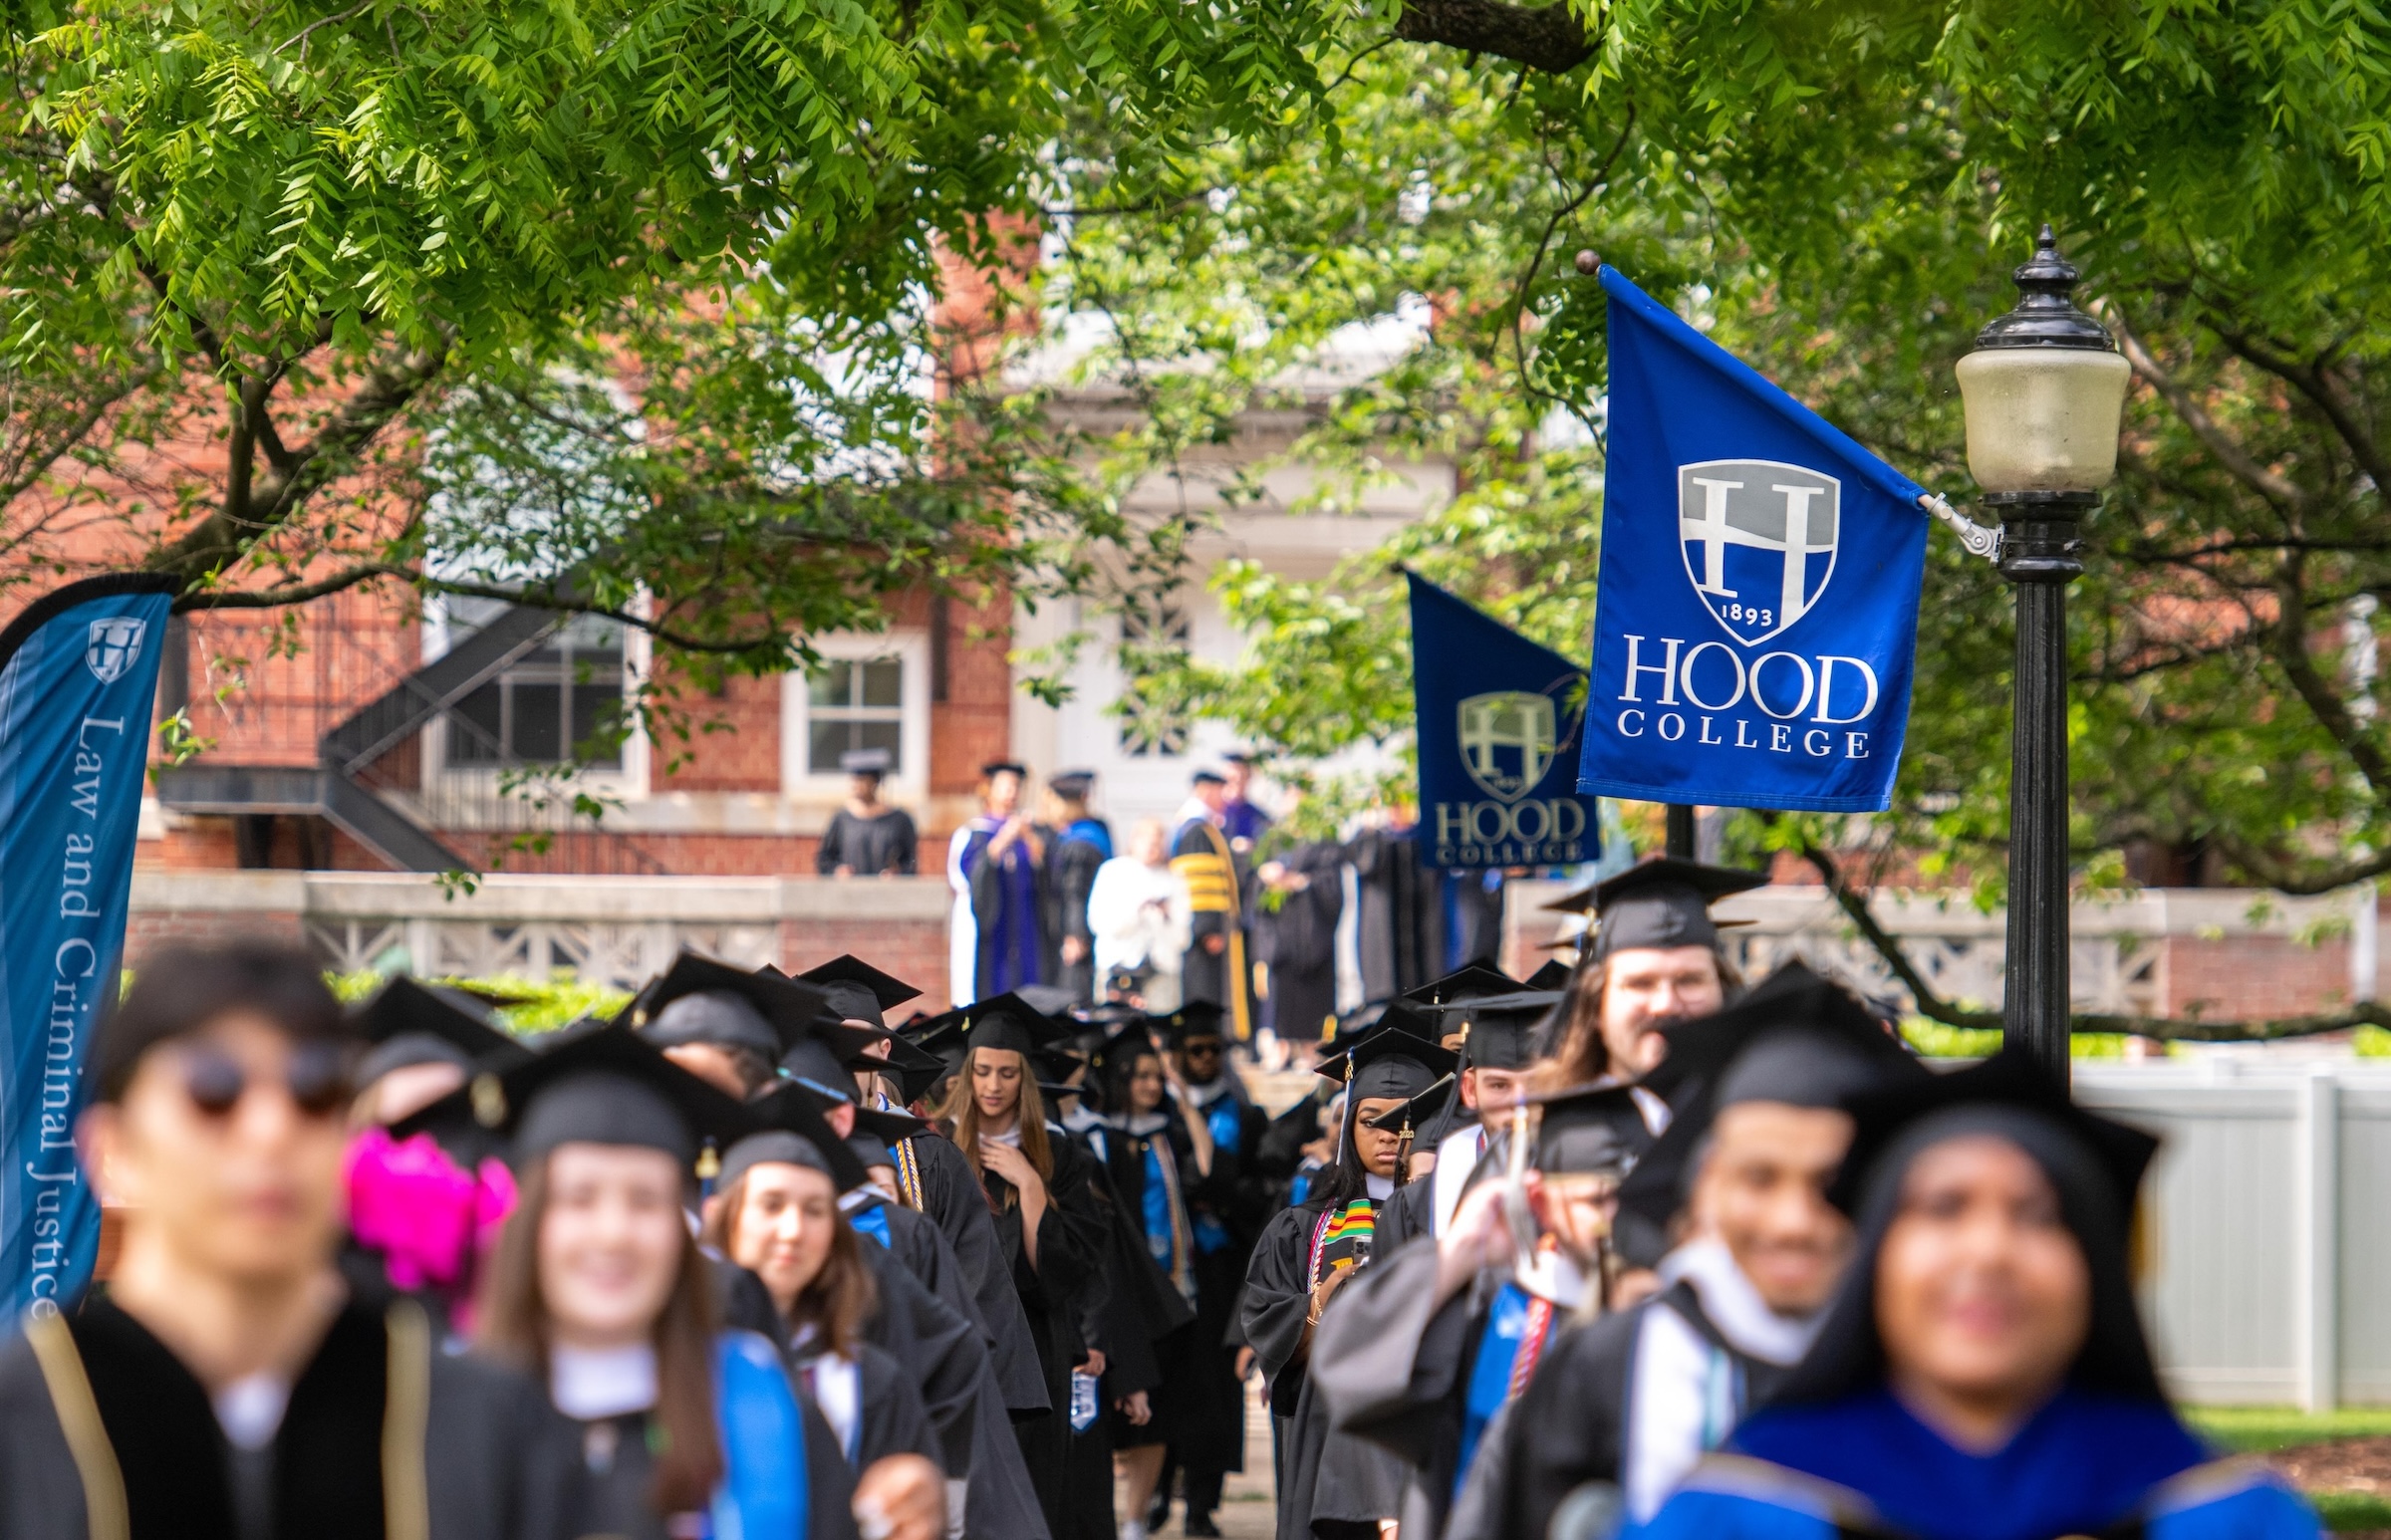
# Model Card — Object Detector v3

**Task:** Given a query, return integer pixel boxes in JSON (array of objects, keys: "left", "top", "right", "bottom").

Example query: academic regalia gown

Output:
[
  {"left": 1313, "top": 1234, "right": 1495, "bottom": 1540},
  {"left": 1171, "top": 812, "right": 1254, "bottom": 1036},
  {"left": 1639, "top": 1389, "right": 2319, "bottom": 1540},
  {"left": 1252, "top": 841, "right": 1345, "bottom": 1043},
  {"left": 792, "top": 1339, "right": 942, "bottom": 1470},
  {"left": 0, "top": 1294, "right": 589, "bottom": 1540},
  {"left": 951, "top": 819, "right": 1044, "bottom": 1000},
  {"left": 1241, "top": 1199, "right": 1416, "bottom": 1540},
  {"left": 1081, "top": 1112, "right": 1201, "bottom": 1450},
  {"left": 1450, "top": 1276, "right": 1794, "bottom": 1540},
  {"left": 1177, "top": 1083, "right": 1262, "bottom": 1491},
  {"left": 1345, "top": 826, "right": 1441, "bottom": 999},
  {"left": 894, "top": 1129, "right": 1052, "bottom": 1415},
  {"left": 1040, "top": 819, "right": 1111, "bottom": 1003},
  {"left": 856, "top": 1234, "right": 1052, "bottom": 1540},
  {"left": 986, "top": 1131, "right": 1109, "bottom": 1537},
  {"left": 570, "top": 1340, "right": 861, "bottom": 1540},
  {"left": 817, "top": 806, "right": 919, "bottom": 875}
]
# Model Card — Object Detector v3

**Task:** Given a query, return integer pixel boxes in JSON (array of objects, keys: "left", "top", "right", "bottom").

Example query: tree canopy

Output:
[{"left": 14, "top": 0, "right": 2391, "bottom": 1034}]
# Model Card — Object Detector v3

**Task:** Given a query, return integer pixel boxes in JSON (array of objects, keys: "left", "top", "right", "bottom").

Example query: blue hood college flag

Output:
[
  {"left": 1576, "top": 267, "right": 1930, "bottom": 813},
  {"left": 1410, "top": 572, "right": 1603, "bottom": 869},
  {"left": 0, "top": 573, "right": 173, "bottom": 1319}
]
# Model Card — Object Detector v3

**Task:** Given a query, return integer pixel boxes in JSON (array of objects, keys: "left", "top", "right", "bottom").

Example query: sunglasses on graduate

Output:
[{"left": 176, "top": 1040, "right": 353, "bottom": 1119}]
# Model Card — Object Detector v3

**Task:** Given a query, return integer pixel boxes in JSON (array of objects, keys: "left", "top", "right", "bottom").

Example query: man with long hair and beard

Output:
[
  {"left": 1239, "top": 1013, "right": 1456, "bottom": 1540},
  {"left": 1542, "top": 860, "right": 1769, "bottom": 1120}
]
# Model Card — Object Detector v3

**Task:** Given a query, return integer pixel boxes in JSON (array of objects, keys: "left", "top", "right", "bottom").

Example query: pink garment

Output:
[{"left": 345, "top": 1128, "right": 517, "bottom": 1292}]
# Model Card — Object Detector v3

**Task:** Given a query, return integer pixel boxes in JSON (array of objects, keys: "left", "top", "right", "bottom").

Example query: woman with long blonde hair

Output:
[{"left": 938, "top": 995, "right": 1109, "bottom": 1536}]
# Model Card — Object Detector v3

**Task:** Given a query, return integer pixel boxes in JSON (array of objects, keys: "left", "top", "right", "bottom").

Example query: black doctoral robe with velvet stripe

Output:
[{"left": 0, "top": 1294, "right": 587, "bottom": 1540}]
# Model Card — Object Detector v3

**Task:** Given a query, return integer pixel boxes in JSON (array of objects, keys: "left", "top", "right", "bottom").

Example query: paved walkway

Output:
[{"left": 1116, "top": 1377, "right": 1278, "bottom": 1539}]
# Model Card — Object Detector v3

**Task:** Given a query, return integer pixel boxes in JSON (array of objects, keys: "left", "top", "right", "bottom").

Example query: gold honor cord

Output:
[{"left": 24, "top": 1311, "right": 130, "bottom": 1540}]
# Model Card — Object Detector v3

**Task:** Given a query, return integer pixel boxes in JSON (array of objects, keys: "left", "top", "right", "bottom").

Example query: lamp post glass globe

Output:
[{"left": 1956, "top": 225, "right": 2132, "bottom": 495}]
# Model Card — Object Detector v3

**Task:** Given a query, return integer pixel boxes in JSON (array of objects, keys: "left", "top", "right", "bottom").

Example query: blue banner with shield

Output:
[
  {"left": 1410, "top": 572, "right": 1603, "bottom": 869},
  {"left": 1575, "top": 267, "right": 1930, "bottom": 813},
  {"left": 0, "top": 574, "right": 174, "bottom": 1319}
]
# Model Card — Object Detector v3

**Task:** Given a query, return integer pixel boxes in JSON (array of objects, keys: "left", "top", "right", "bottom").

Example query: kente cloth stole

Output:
[{"left": 1307, "top": 1198, "right": 1376, "bottom": 1289}]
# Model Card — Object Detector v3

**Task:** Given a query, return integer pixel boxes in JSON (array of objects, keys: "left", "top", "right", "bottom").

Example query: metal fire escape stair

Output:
[{"left": 157, "top": 605, "right": 564, "bottom": 873}]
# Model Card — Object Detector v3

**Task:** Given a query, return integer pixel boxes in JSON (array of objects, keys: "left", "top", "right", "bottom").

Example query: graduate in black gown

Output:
[
  {"left": 701, "top": 1131, "right": 942, "bottom": 1472},
  {"left": 817, "top": 748, "right": 920, "bottom": 876},
  {"left": 1455, "top": 964, "right": 1930, "bottom": 1540},
  {"left": 1239, "top": 1014, "right": 1457, "bottom": 1540},
  {"left": 1038, "top": 770, "right": 1112, "bottom": 1004},
  {"left": 1155, "top": 1004, "right": 1265, "bottom": 1537},
  {"left": 0, "top": 942, "right": 588, "bottom": 1540},
  {"left": 1081, "top": 1022, "right": 1217, "bottom": 1540},
  {"left": 1251, "top": 836, "right": 1345, "bottom": 1047},
  {"left": 939, "top": 994, "right": 1113, "bottom": 1538},
  {"left": 1318, "top": 1079, "right": 1646, "bottom": 1540},
  {"left": 858, "top": 1001, "right": 1056, "bottom": 1422},
  {"left": 759, "top": 1083, "right": 1056, "bottom": 1540},
  {"left": 782, "top": 960, "right": 1053, "bottom": 1425},
  {"left": 452, "top": 1027, "right": 910, "bottom": 1540},
  {"left": 1641, "top": 1049, "right": 2319, "bottom": 1540}
]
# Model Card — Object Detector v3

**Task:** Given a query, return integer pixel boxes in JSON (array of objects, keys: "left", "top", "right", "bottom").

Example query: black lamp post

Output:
[{"left": 1955, "top": 227, "right": 2132, "bottom": 1082}]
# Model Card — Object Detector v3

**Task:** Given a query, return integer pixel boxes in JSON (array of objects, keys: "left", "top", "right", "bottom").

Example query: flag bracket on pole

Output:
[{"left": 1920, "top": 492, "right": 2004, "bottom": 565}]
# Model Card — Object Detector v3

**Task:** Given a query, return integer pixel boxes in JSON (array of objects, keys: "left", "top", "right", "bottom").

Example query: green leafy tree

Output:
[{"left": 999, "top": 2, "right": 2391, "bottom": 1038}]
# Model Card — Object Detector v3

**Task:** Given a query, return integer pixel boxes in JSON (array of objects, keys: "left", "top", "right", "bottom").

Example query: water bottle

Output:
[{"left": 1069, "top": 1370, "right": 1100, "bottom": 1431}]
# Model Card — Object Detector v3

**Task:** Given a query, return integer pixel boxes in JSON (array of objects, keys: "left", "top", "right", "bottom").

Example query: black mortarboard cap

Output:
[
  {"left": 1402, "top": 961, "right": 1516, "bottom": 1005},
  {"left": 627, "top": 951, "right": 831, "bottom": 1057},
  {"left": 1614, "top": 962, "right": 1929, "bottom": 1259},
  {"left": 1525, "top": 960, "right": 1574, "bottom": 991},
  {"left": 1048, "top": 770, "right": 1096, "bottom": 801},
  {"left": 1319, "top": 1009, "right": 1459, "bottom": 1102},
  {"left": 981, "top": 760, "right": 1027, "bottom": 779},
  {"left": 396, "top": 1026, "right": 751, "bottom": 1172},
  {"left": 954, "top": 992, "right": 1077, "bottom": 1059},
  {"left": 1544, "top": 858, "right": 1767, "bottom": 959},
  {"left": 1518, "top": 1081, "right": 1650, "bottom": 1176},
  {"left": 1086, "top": 1023, "right": 1165, "bottom": 1093},
  {"left": 853, "top": 1103, "right": 930, "bottom": 1147},
  {"left": 848, "top": 1134, "right": 895, "bottom": 1171},
  {"left": 645, "top": 989, "right": 782, "bottom": 1058},
  {"left": 1362, "top": 1074, "right": 1456, "bottom": 1136},
  {"left": 797, "top": 955, "right": 922, "bottom": 1031},
  {"left": 860, "top": 1035, "right": 948, "bottom": 1106},
  {"left": 741, "top": 1083, "right": 872, "bottom": 1191},
  {"left": 1827, "top": 1046, "right": 2157, "bottom": 1220},
  {"left": 1152, "top": 999, "right": 1229, "bottom": 1046},
  {"left": 839, "top": 748, "right": 893, "bottom": 775},
  {"left": 717, "top": 1132, "right": 837, "bottom": 1193},
  {"left": 1191, "top": 769, "right": 1226, "bottom": 787},
  {"left": 353, "top": 976, "right": 532, "bottom": 1074},
  {"left": 1011, "top": 983, "right": 1085, "bottom": 1020}
]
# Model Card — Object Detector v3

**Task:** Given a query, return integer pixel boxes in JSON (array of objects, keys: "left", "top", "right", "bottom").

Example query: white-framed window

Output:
[
  {"left": 423, "top": 598, "right": 650, "bottom": 799},
  {"left": 781, "top": 632, "right": 930, "bottom": 801}
]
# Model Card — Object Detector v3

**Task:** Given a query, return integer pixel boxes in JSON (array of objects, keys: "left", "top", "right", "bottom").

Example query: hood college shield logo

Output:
[
  {"left": 86, "top": 616, "right": 147, "bottom": 684},
  {"left": 1678, "top": 458, "right": 1839, "bottom": 646},
  {"left": 1458, "top": 691, "right": 1554, "bottom": 803}
]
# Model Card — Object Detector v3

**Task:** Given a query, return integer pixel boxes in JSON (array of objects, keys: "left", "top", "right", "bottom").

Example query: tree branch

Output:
[
  {"left": 2108, "top": 307, "right": 2307, "bottom": 510},
  {"left": 148, "top": 340, "right": 450, "bottom": 586},
  {"left": 1393, "top": 0, "right": 1597, "bottom": 74},
  {"left": 2267, "top": 550, "right": 2391, "bottom": 799},
  {"left": 1781, "top": 820, "right": 2382, "bottom": 1041},
  {"left": 2211, "top": 325, "right": 2391, "bottom": 497}
]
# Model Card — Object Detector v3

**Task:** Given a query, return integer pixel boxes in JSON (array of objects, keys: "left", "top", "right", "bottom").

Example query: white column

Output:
[
  {"left": 2352, "top": 885, "right": 2379, "bottom": 1004},
  {"left": 2296, "top": 1065, "right": 2340, "bottom": 1412}
]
